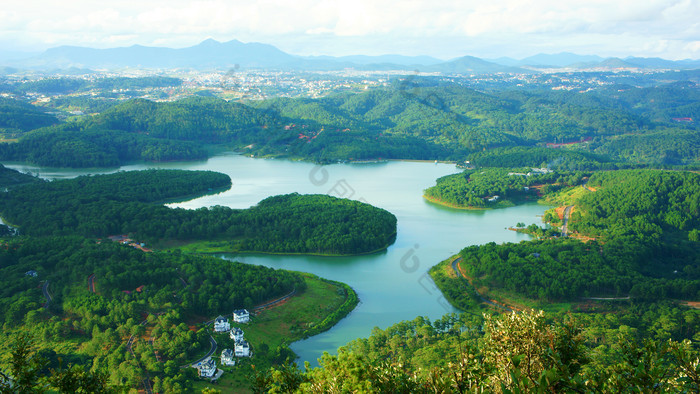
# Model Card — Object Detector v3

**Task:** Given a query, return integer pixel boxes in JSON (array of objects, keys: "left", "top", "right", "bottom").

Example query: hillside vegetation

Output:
[{"left": 0, "top": 81, "right": 697, "bottom": 167}]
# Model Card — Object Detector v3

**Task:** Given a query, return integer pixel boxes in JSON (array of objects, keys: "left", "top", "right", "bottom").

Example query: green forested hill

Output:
[
  {"left": 0, "top": 163, "right": 40, "bottom": 187},
  {"left": 1, "top": 81, "right": 697, "bottom": 167},
  {"left": 0, "top": 124, "right": 209, "bottom": 167},
  {"left": 571, "top": 170, "right": 700, "bottom": 239},
  {"left": 430, "top": 169, "right": 700, "bottom": 305},
  {"left": 0, "top": 98, "right": 58, "bottom": 134}
]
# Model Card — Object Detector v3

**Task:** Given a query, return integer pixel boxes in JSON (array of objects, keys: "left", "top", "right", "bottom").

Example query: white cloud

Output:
[{"left": 0, "top": 0, "right": 698, "bottom": 59}]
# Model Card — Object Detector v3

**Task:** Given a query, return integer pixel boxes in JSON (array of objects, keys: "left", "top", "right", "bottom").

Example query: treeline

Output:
[
  {"left": 255, "top": 309, "right": 700, "bottom": 393},
  {"left": 455, "top": 237, "right": 700, "bottom": 301},
  {"left": 464, "top": 146, "right": 622, "bottom": 170},
  {"left": 0, "top": 97, "right": 58, "bottom": 133},
  {"left": 0, "top": 170, "right": 397, "bottom": 255},
  {"left": 424, "top": 168, "right": 589, "bottom": 208},
  {"left": 0, "top": 124, "right": 208, "bottom": 167},
  {"left": 0, "top": 236, "right": 303, "bottom": 391},
  {"left": 0, "top": 163, "right": 40, "bottom": 188},
  {"left": 4, "top": 76, "right": 182, "bottom": 95},
  {"left": 571, "top": 170, "right": 700, "bottom": 239},
  {"left": 2, "top": 168, "right": 232, "bottom": 204}
]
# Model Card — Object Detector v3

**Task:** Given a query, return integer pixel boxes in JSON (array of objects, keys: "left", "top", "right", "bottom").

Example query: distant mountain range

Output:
[{"left": 1, "top": 39, "right": 699, "bottom": 73}]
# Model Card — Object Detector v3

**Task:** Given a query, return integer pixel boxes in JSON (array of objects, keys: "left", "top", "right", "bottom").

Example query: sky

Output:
[{"left": 1, "top": 0, "right": 699, "bottom": 60}]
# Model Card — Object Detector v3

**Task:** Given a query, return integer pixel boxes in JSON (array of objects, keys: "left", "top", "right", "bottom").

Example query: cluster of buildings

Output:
[{"left": 195, "top": 309, "right": 252, "bottom": 379}]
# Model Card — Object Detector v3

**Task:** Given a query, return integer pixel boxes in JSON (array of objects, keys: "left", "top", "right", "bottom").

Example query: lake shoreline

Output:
[
  {"left": 422, "top": 194, "right": 489, "bottom": 210},
  {"left": 170, "top": 237, "right": 396, "bottom": 258}
]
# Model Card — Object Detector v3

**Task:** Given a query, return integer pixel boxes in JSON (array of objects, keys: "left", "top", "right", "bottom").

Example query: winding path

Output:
[
  {"left": 42, "top": 281, "right": 52, "bottom": 309},
  {"left": 252, "top": 288, "right": 297, "bottom": 312},
  {"left": 561, "top": 205, "right": 573, "bottom": 237},
  {"left": 451, "top": 257, "right": 513, "bottom": 312},
  {"left": 189, "top": 336, "right": 217, "bottom": 367},
  {"left": 87, "top": 273, "right": 96, "bottom": 293},
  {"left": 126, "top": 317, "right": 153, "bottom": 394}
]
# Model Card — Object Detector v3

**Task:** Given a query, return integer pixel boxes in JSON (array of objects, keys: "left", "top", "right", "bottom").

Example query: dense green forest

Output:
[
  {"left": 254, "top": 309, "right": 700, "bottom": 393},
  {"left": 455, "top": 237, "right": 699, "bottom": 301},
  {"left": 0, "top": 169, "right": 397, "bottom": 255},
  {"left": 463, "top": 146, "right": 621, "bottom": 170},
  {"left": 0, "top": 236, "right": 304, "bottom": 392},
  {"left": 570, "top": 170, "right": 700, "bottom": 239},
  {"left": 0, "top": 163, "right": 40, "bottom": 187},
  {"left": 0, "top": 79, "right": 697, "bottom": 167},
  {"left": 0, "top": 124, "right": 209, "bottom": 167},
  {"left": 430, "top": 169, "right": 700, "bottom": 304},
  {"left": 0, "top": 98, "right": 58, "bottom": 135},
  {"left": 424, "top": 168, "right": 589, "bottom": 208}
]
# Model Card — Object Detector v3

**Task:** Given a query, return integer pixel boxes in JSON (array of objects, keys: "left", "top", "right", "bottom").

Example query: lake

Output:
[{"left": 4, "top": 153, "right": 546, "bottom": 365}]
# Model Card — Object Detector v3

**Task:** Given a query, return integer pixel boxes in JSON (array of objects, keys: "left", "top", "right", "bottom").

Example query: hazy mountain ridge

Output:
[{"left": 2, "top": 39, "right": 699, "bottom": 73}]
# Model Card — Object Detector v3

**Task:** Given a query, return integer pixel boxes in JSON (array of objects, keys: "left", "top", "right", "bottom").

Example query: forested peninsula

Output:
[
  {"left": 0, "top": 168, "right": 397, "bottom": 255},
  {"left": 423, "top": 167, "right": 590, "bottom": 209}
]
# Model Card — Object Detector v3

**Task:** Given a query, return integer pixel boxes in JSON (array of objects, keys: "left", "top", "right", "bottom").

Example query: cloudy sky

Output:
[{"left": 1, "top": 0, "right": 698, "bottom": 60}]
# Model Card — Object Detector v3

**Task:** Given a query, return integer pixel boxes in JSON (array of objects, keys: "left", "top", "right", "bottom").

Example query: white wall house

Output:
[
  {"left": 221, "top": 349, "right": 236, "bottom": 366},
  {"left": 213, "top": 315, "right": 230, "bottom": 332},
  {"left": 195, "top": 357, "right": 217, "bottom": 378},
  {"left": 235, "top": 340, "right": 251, "bottom": 357},
  {"left": 233, "top": 309, "right": 250, "bottom": 323},
  {"left": 230, "top": 327, "right": 244, "bottom": 341}
]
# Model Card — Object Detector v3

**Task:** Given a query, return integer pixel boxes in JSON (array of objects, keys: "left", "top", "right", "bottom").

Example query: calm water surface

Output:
[{"left": 4, "top": 153, "right": 546, "bottom": 365}]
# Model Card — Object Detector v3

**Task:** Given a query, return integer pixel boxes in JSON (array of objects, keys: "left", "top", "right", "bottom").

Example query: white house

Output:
[
  {"left": 195, "top": 357, "right": 217, "bottom": 378},
  {"left": 221, "top": 349, "right": 236, "bottom": 366},
  {"left": 235, "top": 340, "right": 251, "bottom": 357},
  {"left": 233, "top": 309, "right": 250, "bottom": 323},
  {"left": 230, "top": 327, "right": 244, "bottom": 342},
  {"left": 213, "top": 315, "right": 230, "bottom": 332}
]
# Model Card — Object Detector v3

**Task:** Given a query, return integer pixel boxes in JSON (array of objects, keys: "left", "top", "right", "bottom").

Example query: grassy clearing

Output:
[
  {"left": 191, "top": 273, "right": 354, "bottom": 393},
  {"left": 541, "top": 185, "right": 591, "bottom": 206}
]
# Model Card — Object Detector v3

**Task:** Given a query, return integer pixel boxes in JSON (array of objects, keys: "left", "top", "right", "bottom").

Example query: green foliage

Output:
[
  {"left": 424, "top": 168, "right": 588, "bottom": 208},
  {"left": 0, "top": 164, "right": 39, "bottom": 188},
  {"left": 10, "top": 76, "right": 182, "bottom": 95},
  {"left": 259, "top": 310, "right": 700, "bottom": 393},
  {"left": 0, "top": 235, "right": 304, "bottom": 390},
  {"left": 430, "top": 169, "right": 700, "bottom": 303},
  {"left": 572, "top": 170, "right": 700, "bottom": 239},
  {"left": 466, "top": 146, "right": 620, "bottom": 170}
]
